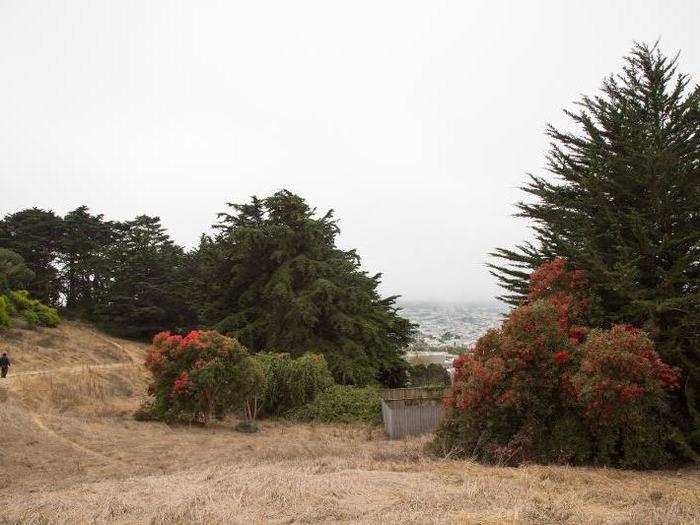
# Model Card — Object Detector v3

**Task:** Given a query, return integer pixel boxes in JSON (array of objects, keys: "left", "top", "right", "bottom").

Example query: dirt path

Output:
[
  {"left": 4, "top": 328, "right": 143, "bottom": 382},
  {"left": 89, "top": 329, "right": 143, "bottom": 364},
  {"left": 6, "top": 361, "right": 138, "bottom": 381},
  {"left": 0, "top": 331, "right": 143, "bottom": 469}
]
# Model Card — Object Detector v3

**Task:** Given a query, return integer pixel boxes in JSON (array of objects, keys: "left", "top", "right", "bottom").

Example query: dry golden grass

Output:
[{"left": 1, "top": 322, "right": 699, "bottom": 524}]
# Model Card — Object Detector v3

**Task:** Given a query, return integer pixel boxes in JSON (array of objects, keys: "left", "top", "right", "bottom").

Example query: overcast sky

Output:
[{"left": 1, "top": 1, "right": 698, "bottom": 302}]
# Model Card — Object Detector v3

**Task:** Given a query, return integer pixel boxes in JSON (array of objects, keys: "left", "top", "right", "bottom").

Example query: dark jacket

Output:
[{"left": 0, "top": 356, "right": 10, "bottom": 368}]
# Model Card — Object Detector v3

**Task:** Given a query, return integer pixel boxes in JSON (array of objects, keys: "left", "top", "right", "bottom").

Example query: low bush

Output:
[
  {"left": 254, "top": 352, "right": 334, "bottom": 416},
  {"left": 34, "top": 303, "right": 60, "bottom": 327},
  {"left": 141, "top": 330, "right": 264, "bottom": 424},
  {"left": 22, "top": 309, "right": 40, "bottom": 328},
  {"left": 572, "top": 325, "right": 689, "bottom": 468},
  {"left": 291, "top": 384, "right": 382, "bottom": 426},
  {"left": 407, "top": 363, "right": 451, "bottom": 387},
  {"left": 4, "top": 290, "right": 60, "bottom": 328},
  {"left": 0, "top": 296, "right": 10, "bottom": 329},
  {"left": 432, "top": 258, "right": 689, "bottom": 469},
  {"left": 234, "top": 419, "right": 260, "bottom": 433}
]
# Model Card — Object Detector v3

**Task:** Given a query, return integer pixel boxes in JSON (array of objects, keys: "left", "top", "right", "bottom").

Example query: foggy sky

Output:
[{"left": 1, "top": 1, "right": 698, "bottom": 302}]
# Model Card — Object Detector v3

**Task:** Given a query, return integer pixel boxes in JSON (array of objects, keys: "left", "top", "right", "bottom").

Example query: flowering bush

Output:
[
  {"left": 572, "top": 326, "right": 683, "bottom": 468},
  {"left": 432, "top": 259, "right": 689, "bottom": 468},
  {"left": 140, "top": 330, "right": 265, "bottom": 424}
]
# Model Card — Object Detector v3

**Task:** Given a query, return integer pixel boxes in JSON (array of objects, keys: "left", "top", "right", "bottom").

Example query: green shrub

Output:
[
  {"left": 234, "top": 420, "right": 260, "bottom": 433},
  {"left": 35, "top": 303, "right": 60, "bottom": 327},
  {"left": 5, "top": 290, "right": 60, "bottom": 328},
  {"left": 291, "top": 384, "right": 382, "bottom": 426},
  {"left": 407, "top": 363, "right": 450, "bottom": 387},
  {"left": 254, "top": 352, "right": 334, "bottom": 416},
  {"left": 0, "top": 296, "right": 10, "bottom": 329},
  {"left": 22, "top": 309, "right": 40, "bottom": 328},
  {"left": 7, "top": 290, "right": 33, "bottom": 311}
]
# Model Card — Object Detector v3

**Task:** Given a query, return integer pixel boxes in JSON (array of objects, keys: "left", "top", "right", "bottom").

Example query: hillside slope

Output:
[{"left": 1, "top": 322, "right": 699, "bottom": 524}]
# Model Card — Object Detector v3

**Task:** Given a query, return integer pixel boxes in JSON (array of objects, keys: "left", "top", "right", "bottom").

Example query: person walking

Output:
[{"left": 0, "top": 352, "right": 10, "bottom": 378}]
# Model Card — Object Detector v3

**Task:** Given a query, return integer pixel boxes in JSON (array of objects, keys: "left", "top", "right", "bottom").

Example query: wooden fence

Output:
[{"left": 380, "top": 386, "right": 448, "bottom": 439}]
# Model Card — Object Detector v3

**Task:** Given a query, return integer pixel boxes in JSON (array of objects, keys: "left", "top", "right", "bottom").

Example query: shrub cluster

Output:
[
  {"left": 290, "top": 384, "right": 382, "bottom": 426},
  {"left": 254, "top": 352, "right": 334, "bottom": 417},
  {"left": 407, "top": 362, "right": 451, "bottom": 388},
  {"left": 139, "top": 331, "right": 382, "bottom": 427},
  {"left": 0, "top": 290, "right": 60, "bottom": 329},
  {"left": 0, "top": 296, "right": 10, "bottom": 329},
  {"left": 432, "top": 259, "right": 690, "bottom": 469}
]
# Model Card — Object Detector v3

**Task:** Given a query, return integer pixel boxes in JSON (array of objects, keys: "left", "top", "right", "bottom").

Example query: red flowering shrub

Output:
[
  {"left": 572, "top": 326, "right": 683, "bottom": 467},
  {"left": 432, "top": 258, "right": 689, "bottom": 469},
  {"left": 434, "top": 299, "right": 582, "bottom": 465},
  {"left": 139, "top": 330, "right": 265, "bottom": 424}
]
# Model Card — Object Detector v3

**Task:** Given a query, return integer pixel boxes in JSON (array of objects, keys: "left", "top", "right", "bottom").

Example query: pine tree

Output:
[
  {"left": 0, "top": 248, "right": 34, "bottom": 293},
  {"left": 96, "top": 215, "right": 197, "bottom": 338},
  {"left": 0, "top": 208, "right": 64, "bottom": 304},
  {"left": 192, "top": 190, "right": 415, "bottom": 387},
  {"left": 60, "top": 206, "right": 114, "bottom": 315},
  {"left": 489, "top": 43, "right": 700, "bottom": 445}
]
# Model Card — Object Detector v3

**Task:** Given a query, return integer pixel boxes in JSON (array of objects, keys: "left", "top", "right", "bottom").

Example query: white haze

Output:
[{"left": 1, "top": 1, "right": 698, "bottom": 301}]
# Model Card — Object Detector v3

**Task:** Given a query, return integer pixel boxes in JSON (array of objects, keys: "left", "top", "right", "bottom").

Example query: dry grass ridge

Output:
[{"left": 1, "top": 321, "right": 698, "bottom": 524}]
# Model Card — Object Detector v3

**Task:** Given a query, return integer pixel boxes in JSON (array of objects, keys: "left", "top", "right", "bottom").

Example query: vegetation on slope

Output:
[{"left": 488, "top": 43, "right": 700, "bottom": 450}]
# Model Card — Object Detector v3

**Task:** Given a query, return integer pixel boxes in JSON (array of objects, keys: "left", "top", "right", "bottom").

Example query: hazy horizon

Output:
[{"left": 2, "top": 1, "right": 698, "bottom": 302}]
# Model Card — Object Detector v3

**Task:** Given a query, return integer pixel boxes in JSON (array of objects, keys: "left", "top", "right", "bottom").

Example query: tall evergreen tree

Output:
[
  {"left": 192, "top": 190, "right": 415, "bottom": 386},
  {"left": 60, "top": 206, "right": 114, "bottom": 315},
  {"left": 0, "top": 208, "right": 64, "bottom": 304},
  {"left": 96, "top": 215, "right": 197, "bottom": 338},
  {"left": 489, "top": 43, "right": 700, "bottom": 445}
]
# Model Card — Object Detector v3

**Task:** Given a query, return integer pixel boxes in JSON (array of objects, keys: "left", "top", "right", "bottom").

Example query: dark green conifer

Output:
[
  {"left": 193, "top": 190, "right": 415, "bottom": 386},
  {"left": 489, "top": 43, "right": 700, "bottom": 445}
]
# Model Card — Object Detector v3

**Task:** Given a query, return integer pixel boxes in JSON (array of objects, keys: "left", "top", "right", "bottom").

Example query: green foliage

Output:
[
  {"left": 0, "top": 248, "right": 34, "bottom": 293},
  {"left": 3, "top": 290, "right": 60, "bottom": 329},
  {"left": 291, "top": 384, "right": 382, "bottom": 426},
  {"left": 488, "top": 43, "right": 700, "bottom": 447},
  {"left": 142, "top": 330, "right": 264, "bottom": 424},
  {"left": 0, "top": 296, "right": 10, "bottom": 329},
  {"left": 22, "top": 309, "right": 40, "bottom": 328},
  {"left": 407, "top": 363, "right": 451, "bottom": 387},
  {"left": 254, "top": 352, "right": 334, "bottom": 416},
  {"left": 234, "top": 420, "right": 261, "bottom": 433},
  {"left": 191, "top": 190, "right": 415, "bottom": 387},
  {"left": 0, "top": 208, "right": 64, "bottom": 304},
  {"left": 60, "top": 206, "right": 114, "bottom": 315},
  {"left": 94, "top": 215, "right": 198, "bottom": 339},
  {"left": 433, "top": 260, "right": 689, "bottom": 469}
]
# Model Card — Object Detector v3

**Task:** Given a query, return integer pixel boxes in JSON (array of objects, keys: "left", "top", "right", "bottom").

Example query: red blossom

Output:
[
  {"left": 619, "top": 384, "right": 645, "bottom": 403},
  {"left": 553, "top": 351, "right": 570, "bottom": 365},
  {"left": 173, "top": 370, "right": 193, "bottom": 395},
  {"left": 569, "top": 326, "right": 588, "bottom": 345}
]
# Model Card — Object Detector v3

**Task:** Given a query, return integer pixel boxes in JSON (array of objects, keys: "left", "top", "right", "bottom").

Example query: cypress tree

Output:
[
  {"left": 0, "top": 208, "right": 64, "bottom": 304},
  {"left": 96, "top": 215, "right": 197, "bottom": 338},
  {"left": 60, "top": 206, "right": 114, "bottom": 315},
  {"left": 489, "top": 43, "right": 700, "bottom": 446},
  {"left": 193, "top": 190, "right": 415, "bottom": 387}
]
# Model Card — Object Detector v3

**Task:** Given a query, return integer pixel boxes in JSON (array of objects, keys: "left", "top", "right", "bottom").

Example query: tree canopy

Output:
[
  {"left": 191, "top": 190, "right": 415, "bottom": 386},
  {"left": 489, "top": 43, "right": 700, "bottom": 447}
]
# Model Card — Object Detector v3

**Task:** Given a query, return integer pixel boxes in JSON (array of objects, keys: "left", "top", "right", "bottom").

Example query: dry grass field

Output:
[{"left": 1, "top": 321, "right": 698, "bottom": 524}]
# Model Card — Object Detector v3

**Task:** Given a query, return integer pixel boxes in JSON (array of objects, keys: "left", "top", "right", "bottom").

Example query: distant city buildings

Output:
[{"left": 400, "top": 301, "right": 505, "bottom": 349}]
